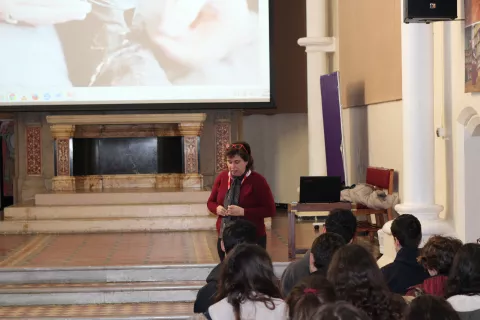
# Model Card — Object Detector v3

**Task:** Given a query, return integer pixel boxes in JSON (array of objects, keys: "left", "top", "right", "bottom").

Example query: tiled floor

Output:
[{"left": 0, "top": 212, "right": 379, "bottom": 268}]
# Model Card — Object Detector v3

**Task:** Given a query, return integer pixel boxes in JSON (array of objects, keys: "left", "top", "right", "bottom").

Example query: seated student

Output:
[
  {"left": 328, "top": 244, "right": 407, "bottom": 320},
  {"left": 193, "top": 220, "right": 257, "bottom": 314},
  {"left": 381, "top": 214, "right": 430, "bottom": 295},
  {"left": 406, "top": 235, "right": 463, "bottom": 297},
  {"left": 281, "top": 209, "right": 357, "bottom": 295},
  {"left": 206, "top": 243, "right": 287, "bottom": 320},
  {"left": 404, "top": 295, "right": 460, "bottom": 320},
  {"left": 285, "top": 274, "right": 336, "bottom": 319},
  {"left": 309, "top": 232, "right": 346, "bottom": 275},
  {"left": 446, "top": 243, "right": 480, "bottom": 320}
]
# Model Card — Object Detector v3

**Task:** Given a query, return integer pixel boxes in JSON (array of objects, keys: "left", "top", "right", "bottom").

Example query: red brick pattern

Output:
[
  {"left": 56, "top": 138, "right": 70, "bottom": 176},
  {"left": 183, "top": 136, "right": 198, "bottom": 174},
  {"left": 26, "top": 126, "right": 41, "bottom": 175},
  {"left": 215, "top": 122, "right": 231, "bottom": 172}
]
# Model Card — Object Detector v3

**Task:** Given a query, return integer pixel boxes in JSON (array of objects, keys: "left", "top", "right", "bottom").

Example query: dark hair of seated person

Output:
[
  {"left": 390, "top": 214, "right": 422, "bottom": 249},
  {"left": 215, "top": 243, "right": 282, "bottom": 320},
  {"left": 417, "top": 235, "right": 463, "bottom": 275},
  {"left": 327, "top": 244, "right": 406, "bottom": 320},
  {"left": 222, "top": 219, "right": 257, "bottom": 254},
  {"left": 310, "top": 232, "right": 346, "bottom": 272},
  {"left": 285, "top": 274, "right": 336, "bottom": 319},
  {"left": 312, "top": 301, "right": 371, "bottom": 320},
  {"left": 446, "top": 243, "right": 480, "bottom": 298},
  {"left": 404, "top": 295, "right": 460, "bottom": 320},
  {"left": 325, "top": 209, "right": 357, "bottom": 243}
]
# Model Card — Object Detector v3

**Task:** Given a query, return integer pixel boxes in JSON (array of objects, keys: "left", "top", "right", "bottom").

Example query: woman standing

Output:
[{"left": 207, "top": 142, "right": 275, "bottom": 261}]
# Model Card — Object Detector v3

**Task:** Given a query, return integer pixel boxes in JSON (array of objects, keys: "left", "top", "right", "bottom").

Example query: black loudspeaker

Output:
[{"left": 404, "top": 0, "right": 457, "bottom": 23}]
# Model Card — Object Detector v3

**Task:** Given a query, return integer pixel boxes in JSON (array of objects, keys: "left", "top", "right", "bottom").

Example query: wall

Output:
[{"left": 242, "top": 114, "right": 308, "bottom": 203}]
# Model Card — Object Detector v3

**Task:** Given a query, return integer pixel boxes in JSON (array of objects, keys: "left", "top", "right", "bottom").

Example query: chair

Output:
[{"left": 352, "top": 167, "right": 395, "bottom": 242}]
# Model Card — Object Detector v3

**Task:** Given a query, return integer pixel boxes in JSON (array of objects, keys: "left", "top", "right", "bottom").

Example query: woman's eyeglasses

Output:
[{"left": 227, "top": 144, "right": 248, "bottom": 153}]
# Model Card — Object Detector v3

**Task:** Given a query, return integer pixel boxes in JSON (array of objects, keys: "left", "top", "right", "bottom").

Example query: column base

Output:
[
  {"left": 377, "top": 204, "right": 455, "bottom": 268},
  {"left": 52, "top": 176, "right": 76, "bottom": 192}
]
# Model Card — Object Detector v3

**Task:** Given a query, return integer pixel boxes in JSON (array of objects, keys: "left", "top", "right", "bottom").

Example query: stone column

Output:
[
  {"left": 178, "top": 122, "right": 204, "bottom": 188},
  {"left": 50, "top": 124, "right": 75, "bottom": 191},
  {"left": 298, "top": 0, "right": 335, "bottom": 176},
  {"left": 377, "top": 6, "right": 453, "bottom": 267}
]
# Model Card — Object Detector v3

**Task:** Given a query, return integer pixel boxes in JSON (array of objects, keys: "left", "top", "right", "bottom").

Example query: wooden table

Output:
[{"left": 288, "top": 202, "right": 352, "bottom": 260}]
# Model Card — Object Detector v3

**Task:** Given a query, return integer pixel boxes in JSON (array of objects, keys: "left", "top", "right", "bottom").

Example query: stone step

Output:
[
  {"left": 0, "top": 216, "right": 218, "bottom": 234},
  {"left": 5, "top": 203, "right": 211, "bottom": 220},
  {"left": 0, "top": 301, "right": 194, "bottom": 319},
  {"left": 0, "top": 263, "right": 289, "bottom": 285},
  {"left": 34, "top": 188, "right": 211, "bottom": 206},
  {"left": 0, "top": 281, "right": 204, "bottom": 306}
]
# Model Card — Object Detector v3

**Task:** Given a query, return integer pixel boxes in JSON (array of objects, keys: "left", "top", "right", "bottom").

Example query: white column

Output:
[
  {"left": 378, "top": 9, "right": 453, "bottom": 267},
  {"left": 298, "top": 0, "right": 335, "bottom": 176}
]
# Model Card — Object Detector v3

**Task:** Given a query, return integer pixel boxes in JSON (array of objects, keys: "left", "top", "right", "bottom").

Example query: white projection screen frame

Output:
[{"left": 0, "top": 0, "right": 273, "bottom": 111}]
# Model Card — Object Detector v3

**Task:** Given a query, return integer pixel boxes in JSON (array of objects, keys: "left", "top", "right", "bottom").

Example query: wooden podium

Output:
[{"left": 288, "top": 202, "right": 352, "bottom": 259}]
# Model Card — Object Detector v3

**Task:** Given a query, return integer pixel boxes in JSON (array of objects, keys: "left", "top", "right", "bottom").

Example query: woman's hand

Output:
[
  {"left": 227, "top": 205, "right": 244, "bottom": 216},
  {"left": 216, "top": 205, "right": 227, "bottom": 216},
  {"left": 0, "top": 0, "right": 92, "bottom": 25}
]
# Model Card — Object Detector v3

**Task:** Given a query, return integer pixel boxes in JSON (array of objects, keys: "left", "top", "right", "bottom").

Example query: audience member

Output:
[
  {"left": 446, "top": 243, "right": 480, "bottom": 320},
  {"left": 193, "top": 220, "right": 257, "bottom": 313},
  {"left": 206, "top": 243, "right": 287, "bottom": 320},
  {"left": 381, "top": 214, "right": 430, "bottom": 295},
  {"left": 309, "top": 232, "right": 346, "bottom": 274},
  {"left": 281, "top": 209, "right": 357, "bottom": 295},
  {"left": 404, "top": 295, "right": 460, "bottom": 320},
  {"left": 313, "top": 301, "right": 372, "bottom": 320},
  {"left": 285, "top": 274, "right": 336, "bottom": 319},
  {"left": 328, "top": 244, "right": 406, "bottom": 320},
  {"left": 406, "top": 236, "right": 462, "bottom": 297}
]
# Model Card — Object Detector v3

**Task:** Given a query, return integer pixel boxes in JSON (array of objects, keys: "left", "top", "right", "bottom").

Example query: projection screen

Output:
[{"left": 0, "top": 0, "right": 271, "bottom": 109}]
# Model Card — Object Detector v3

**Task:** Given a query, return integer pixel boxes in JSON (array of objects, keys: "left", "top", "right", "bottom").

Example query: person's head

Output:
[
  {"left": 327, "top": 244, "right": 405, "bottom": 320},
  {"left": 324, "top": 209, "right": 357, "bottom": 244},
  {"left": 391, "top": 214, "right": 422, "bottom": 251},
  {"left": 310, "top": 232, "right": 346, "bottom": 273},
  {"left": 404, "top": 295, "right": 460, "bottom": 320},
  {"left": 446, "top": 243, "right": 480, "bottom": 297},
  {"left": 216, "top": 243, "right": 282, "bottom": 319},
  {"left": 225, "top": 141, "right": 253, "bottom": 176},
  {"left": 285, "top": 274, "right": 336, "bottom": 319},
  {"left": 417, "top": 236, "right": 463, "bottom": 276},
  {"left": 220, "top": 219, "right": 257, "bottom": 254},
  {"left": 313, "top": 301, "right": 371, "bottom": 320}
]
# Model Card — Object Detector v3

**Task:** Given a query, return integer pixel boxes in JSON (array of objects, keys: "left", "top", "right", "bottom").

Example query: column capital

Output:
[
  {"left": 178, "top": 122, "right": 203, "bottom": 136},
  {"left": 214, "top": 111, "right": 232, "bottom": 123},
  {"left": 50, "top": 124, "right": 75, "bottom": 139},
  {"left": 298, "top": 37, "right": 336, "bottom": 53}
]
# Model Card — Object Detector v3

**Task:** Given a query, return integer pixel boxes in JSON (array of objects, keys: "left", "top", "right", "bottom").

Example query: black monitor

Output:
[{"left": 299, "top": 176, "right": 341, "bottom": 203}]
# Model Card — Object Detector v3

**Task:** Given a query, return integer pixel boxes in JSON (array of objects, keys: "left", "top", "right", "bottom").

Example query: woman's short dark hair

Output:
[
  {"left": 285, "top": 274, "right": 336, "bottom": 319},
  {"left": 446, "top": 243, "right": 480, "bottom": 298},
  {"left": 313, "top": 301, "right": 371, "bottom": 320},
  {"left": 225, "top": 141, "right": 254, "bottom": 171},
  {"left": 327, "top": 244, "right": 406, "bottom": 320},
  {"left": 404, "top": 295, "right": 460, "bottom": 320},
  {"left": 417, "top": 236, "right": 463, "bottom": 275},
  {"left": 216, "top": 243, "right": 282, "bottom": 320}
]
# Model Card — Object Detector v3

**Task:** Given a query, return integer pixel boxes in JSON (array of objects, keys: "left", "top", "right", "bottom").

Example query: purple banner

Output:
[{"left": 320, "top": 72, "right": 346, "bottom": 184}]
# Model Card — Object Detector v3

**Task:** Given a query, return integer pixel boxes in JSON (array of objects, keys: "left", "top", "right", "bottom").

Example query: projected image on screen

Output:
[{"left": 0, "top": 0, "right": 270, "bottom": 106}]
